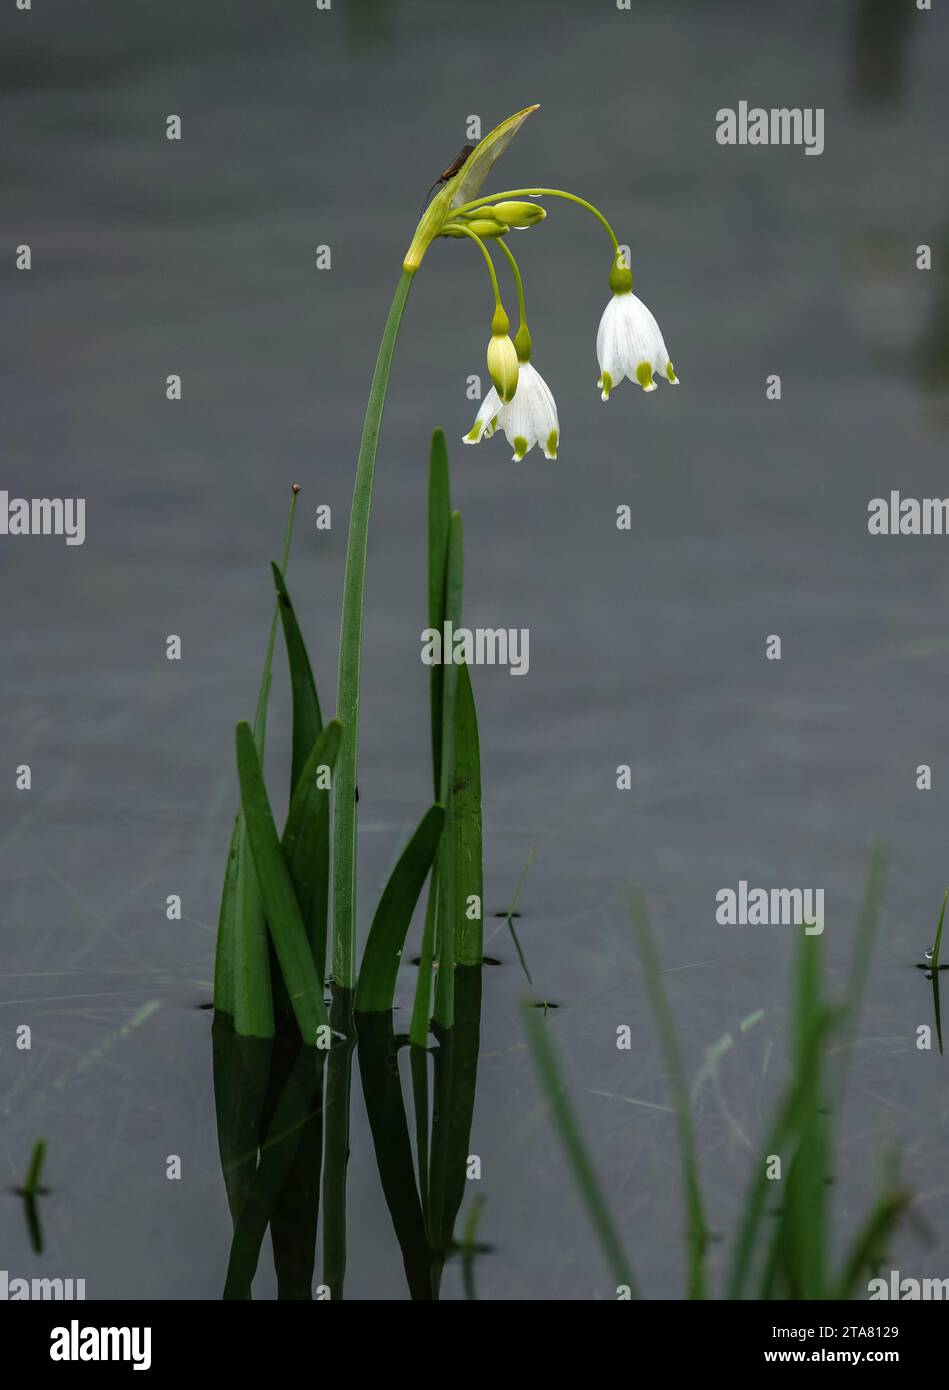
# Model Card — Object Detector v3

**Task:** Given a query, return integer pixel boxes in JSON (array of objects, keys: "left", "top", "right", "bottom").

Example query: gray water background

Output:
[{"left": 1, "top": 0, "right": 948, "bottom": 1298}]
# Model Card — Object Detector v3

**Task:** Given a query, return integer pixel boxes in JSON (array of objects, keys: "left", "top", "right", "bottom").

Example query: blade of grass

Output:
[
  {"left": 271, "top": 561, "right": 323, "bottom": 802},
  {"left": 216, "top": 489, "right": 299, "bottom": 1029},
  {"left": 452, "top": 664, "right": 484, "bottom": 968},
  {"left": 522, "top": 1002, "right": 637, "bottom": 1294},
  {"left": 630, "top": 892, "right": 709, "bottom": 1298},
  {"left": 236, "top": 721, "right": 327, "bottom": 1041},
  {"left": 835, "top": 1184, "right": 910, "bottom": 1300},
  {"left": 282, "top": 720, "right": 343, "bottom": 984},
  {"left": 410, "top": 882, "right": 439, "bottom": 1048},
  {"left": 725, "top": 1002, "right": 838, "bottom": 1299},
  {"left": 932, "top": 886, "right": 947, "bottom": 973},
  {"left": 355, "top": 805, "right": 445, "bottom": 1012},
  {"left": 21, "top": 1140, "right": 46, "bottom": 1197}
]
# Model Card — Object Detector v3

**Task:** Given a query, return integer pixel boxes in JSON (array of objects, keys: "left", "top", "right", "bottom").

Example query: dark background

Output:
[{"left": 1, "top": 0, "right": 948, "bottom": 1298}]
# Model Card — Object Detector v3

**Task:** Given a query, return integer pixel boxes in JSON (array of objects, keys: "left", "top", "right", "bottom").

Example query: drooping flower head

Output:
[
  {"left": 596, "top": 256, "right": 678, "bottom": 401},
  {"left": 401, "top": 106, "right": 678, "bottom": 460}
]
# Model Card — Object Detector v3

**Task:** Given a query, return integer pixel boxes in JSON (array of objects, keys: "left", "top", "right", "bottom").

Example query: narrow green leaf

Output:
[
  {"left": 409, "top": 878, "right": 439, "bottom": 1049},
  {"left": 428, "top": 428, "right": 451, "bottom": 796},
  {"left": 932, "top": 885, "right": 947, "bottom": 974},
  {"left": 433, "top": 511, "right": 464, "bottom": 1030},
  {"left": 215, "top": 491, "right": 299, "bottom": 1027},
  {"left": 271, "top": 562, "right": 323, "bottom": 801},
  {"left": 451, "top": 663, "right": 483, "bottom": 968},
  {"left": 355, "top": 805, "right": 445, "bottom": 1013},
  {"left": 236, "top": 721, "right": 328, "bottom": 1041},
  {"left": 213, "top": 817, "right": 241, "bottom": 1017},
  {"left": 22, "top": 1140, "right": 46, "bottom": 1198},
  {"left": 835, "top": 1186, "right": 909, "bottom": 1300},
  {"left": 282, "top": 720, "right": 343, "bottom": 985},
  {"left": 522, "top": 1003, "right": 636, "bottom": 1294},
  {"left": 233, "top": 816, "right": 274, "bottom": 1039}
]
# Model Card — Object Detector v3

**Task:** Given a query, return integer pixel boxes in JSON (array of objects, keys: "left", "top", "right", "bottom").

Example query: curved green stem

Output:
[
  {"left": 443, "top": 224, "right": 504, "bottom": 312},
  {"left": 453, "top": 188, "right": 620, "bottom": 254},
  {"left": 333, "top": 269, "right": 414, "bottom": 990},
  {"left": 494, "top": 237, "right": 527, "bottom": 333}
]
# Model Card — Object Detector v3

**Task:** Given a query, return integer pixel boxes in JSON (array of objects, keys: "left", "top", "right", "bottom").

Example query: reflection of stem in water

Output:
[
  {"left": 932, "top": 970, "right": 944, "bottom": 1056},
  {"left": 357, "top": 1012, "right": 433, "bottom": 1300},
  {"left": 429, "top": 965, "right": 482, "bottom": 1294},
  {"left": 491, "top": 846, "right": 536, "bottom": 985},
  {"left": 16, "top": 1140, "right": 47, "bottom": 1256},
  {"left": 358, "top": 965, "right": 483, "bottom": 1299},
  {"left": 460, "top": 1195, "right": 487, "bottom": 1301},
  {"left": 925, "top": 889, "right": 947, "bottom": 1055},
  {"left": 213, "top": 1016, "right": 325, "bottom": 1300},
  {"left": 322, "top": 989, "right": 355, "bottom": 1300}
]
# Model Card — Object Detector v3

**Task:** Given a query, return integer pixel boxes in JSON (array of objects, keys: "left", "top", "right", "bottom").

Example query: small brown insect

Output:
[{"left": 421, "top": 143, "right": 477, "bottom": 210}]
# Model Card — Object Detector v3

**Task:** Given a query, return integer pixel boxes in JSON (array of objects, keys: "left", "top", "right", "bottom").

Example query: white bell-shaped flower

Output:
[
  {"left": 463, "top": 360, "right": 559, "bottom": 460},
  {"left": 596, "top": 291, "right": 678, "bottom": 400}
]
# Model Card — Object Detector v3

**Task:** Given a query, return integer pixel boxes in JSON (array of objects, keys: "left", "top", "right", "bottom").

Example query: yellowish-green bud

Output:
[
  {"left": 514, "top": 322, "right": 532, "bottom": 362},
  {"left": 487, "top": 329, "right": 519, "bottom": 403},
  {"left": 486, "top": 200, "right": 546, "bottom": 228},
  {"left": 609, "top": 259, "right": 633, "bottom": 295},
  {"left": 444, "top": 217, "right": 509, "bottom": 239}
]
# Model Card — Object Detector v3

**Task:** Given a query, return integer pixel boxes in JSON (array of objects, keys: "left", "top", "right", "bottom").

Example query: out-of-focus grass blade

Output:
[
  {"left": 725, "top": 1003, "right": 837, "bottom": 1299},
  {"left": 433, "top": 510, "right": 463, "bottom": 1030},
  {"left": 355, "top": 805, "right": 445, "bottom": 1013},
  {"left": 835, "top": 1186, "right": 909, "bottom": 1300},
  {"left": 22, "top": 1139, "right": 46, "bottom": 1198},
  {"left": 282, "top": 720, "right": 342, "bottom": 984},
  {"left": 932, "top": 886, "right": 947, "bottom": 974},
  {"left": 630, "top": 892, "right": 709, "bottom": 1299},
  {"left": 236, "top": 721, "right": 327, "bottom": 1041},
  {"left": 522, "top": 1002, "right": 637, "bottom": 1295},
  {"left": 215, "top": 491, "right": 299, "bottom": 1029},
  {"left": 271, "top": 562, "right": 323, "bottom": 801},
  {"left": 451, "top": 663, "right": 483, "bottom": 968},
  {"left": 428, "top": 428, "right": 451, "bottom": 796}
]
